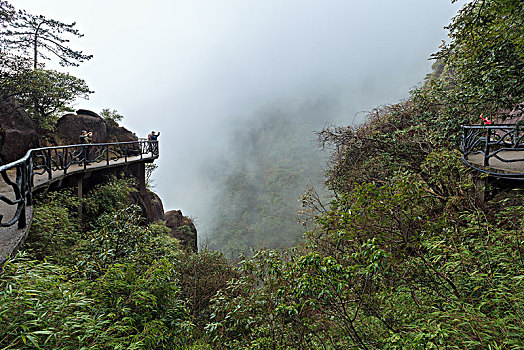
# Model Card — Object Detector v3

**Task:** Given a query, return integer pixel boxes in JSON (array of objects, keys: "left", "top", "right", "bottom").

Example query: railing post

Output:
[
  {"left": 17, "top": 166, "right": 27, "bottom": 229},
  {"left": 514, "top": 126, "right": 519, "bottom": 149},
  {"left": 27, "top": 157, "right": 33, "bottom": 206},
  {"left": 151, "top": 141, "right": 158, "bottom": 157},
  {"left": 17, "top": 203, "right": 27, "bottom": 229},
  {"left": 29, "top": 153, "right": 35, "bottom": 197},
  {"left": 83, "top": 145, "right": 87, "bottom": 169},
  {"left": 106, "top": 145, "right": 110, "bottom": 165},
  {"left": 45, "top": 149, "right": 53, "bottom": 180},
  {"left": 484, "top": 128, "right": 491, "bottom": 167},
  {"left": 63, "top": 147, "right": 68, "bottom": 174}
]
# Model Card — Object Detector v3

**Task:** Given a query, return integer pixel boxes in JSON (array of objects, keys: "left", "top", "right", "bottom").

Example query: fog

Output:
[{"left": 15, "top": 0, "right": 461, "bottom": 239}]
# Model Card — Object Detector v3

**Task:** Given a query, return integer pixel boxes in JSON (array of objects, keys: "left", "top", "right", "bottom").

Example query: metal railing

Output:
[
  {"left": 0, "top": 140, "right": 158, "bottom": 229},
  {"left": 462, "top": 124, "right": 524, "bottom": 167}
]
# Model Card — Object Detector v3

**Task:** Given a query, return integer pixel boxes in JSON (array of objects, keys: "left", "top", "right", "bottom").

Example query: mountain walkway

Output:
[
  {"left": 461, "top": 124, "right": 524, "bottom": 180},
  {"left": 0, "top": 140, "right": 159, "bottom": 264}
]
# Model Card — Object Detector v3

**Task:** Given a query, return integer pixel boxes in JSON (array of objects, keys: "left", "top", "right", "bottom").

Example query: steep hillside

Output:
[{"left": 203, "top": 1, "right": 524, "bottom": 348}]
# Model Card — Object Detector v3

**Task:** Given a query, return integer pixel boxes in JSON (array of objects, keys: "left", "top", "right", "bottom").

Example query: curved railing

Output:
[
  {"left": 461, "top": 124, "right": 524, "bottom": 179},
  {"left": 0, "top": 139, "right": 159, "bottom": 229}
]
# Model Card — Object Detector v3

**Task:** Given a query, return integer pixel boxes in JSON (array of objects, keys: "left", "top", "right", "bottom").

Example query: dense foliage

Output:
[
  {"left": 202, "top": 0, "right": 524, "bottom": 348},
  {"left": 437, "top": 0, "right": 524, "bottom": 115},
  {"left": 1, "top": 177, "right": 234, "bottom": 349},
  {"left": 206, "top": 182, "right": 524, "bottom": 348}
]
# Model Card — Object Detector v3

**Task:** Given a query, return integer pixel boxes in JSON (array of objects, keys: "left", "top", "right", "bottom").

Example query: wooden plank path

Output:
[{"left": 0, "top": 152, "right": 156, "bottom": 264}]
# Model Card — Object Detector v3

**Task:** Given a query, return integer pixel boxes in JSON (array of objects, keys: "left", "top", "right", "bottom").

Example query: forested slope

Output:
[{"left": 204, "top": 1, "right": 524, "bottom": 348}]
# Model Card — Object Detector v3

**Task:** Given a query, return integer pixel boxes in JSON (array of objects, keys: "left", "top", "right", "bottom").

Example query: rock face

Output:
[
  {"left": 0, "top": 97, "right": 40, "bottom": 164},
  {"left": 130, "top": 189, "right": 165, "bottom": 223},
  {"left": 76, "top": 109, "right": 100, "bottom": 118},
  {"left": 107, "top": 125, "right": 138, "bottom": 143},
  {"left": 149, "top": 191, "right": 165, "bottom": 222},
  {"left": 56, "top": 111, "right": 107, "bottom": 144},
  {"left": 165, "top": 210, "right": 198, "bottom": 252},
  {"left": 130, "top": 187, "right": 196, "bottom": 252},
  {"left": 503, "top": 102, "right": 524, "bottom": 124},
  {"left": 55, "top": 109, "right": 137, "bottom": 145}
]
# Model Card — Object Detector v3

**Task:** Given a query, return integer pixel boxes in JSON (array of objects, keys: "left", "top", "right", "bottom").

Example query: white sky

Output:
[{"left": 14, "top": 0, "right": 462, "bottom": 227}]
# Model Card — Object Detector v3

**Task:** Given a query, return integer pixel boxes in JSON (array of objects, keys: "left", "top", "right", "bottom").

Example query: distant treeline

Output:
[{"left": 205, "top": 100, "right": 332, "bottom": 258}]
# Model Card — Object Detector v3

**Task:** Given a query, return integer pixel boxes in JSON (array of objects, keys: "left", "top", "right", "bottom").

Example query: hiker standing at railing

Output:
[
  {"left": 147, "top": 131, "right": 159, "bottom": 153},
  {"left": 79, "top": 130, "right": 92, "bottom": 165},
  {"left": 148, "top": 131, "right": 160, "bottom": 141}
]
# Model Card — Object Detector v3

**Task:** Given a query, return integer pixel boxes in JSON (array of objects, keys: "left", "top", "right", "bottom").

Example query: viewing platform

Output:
[
  {"left": 0, "top": 140, "right": 159, "bottom": 264},
  {"left": 461, "top": 124, "right": 524, "bottom": 180}
]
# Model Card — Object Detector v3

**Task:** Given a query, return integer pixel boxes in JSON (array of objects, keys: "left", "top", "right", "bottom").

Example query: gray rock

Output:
[
  {"left": 149, "top": 191, "right": 165, "bottom": 222},
  {"left": 0, "top": 97, "right": 40, "bottom": 164},
  {"left": 165, "top": 210, "right": 197, "bottom": 252},
  {"left": 107, "top": 125, "right": 138, "bottom": 143},
  {"left": 76, "top": 109, "right": 101, "bottom": 118},
  {"left": 56, "top": 109, "right": 137, "bottom": 145},
  {"left": 56, "top": 111, "right": 107, "bottom": 144}
]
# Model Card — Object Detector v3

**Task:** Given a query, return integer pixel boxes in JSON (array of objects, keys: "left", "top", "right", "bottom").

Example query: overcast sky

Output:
[{"left": 15, "top": 0, "right": 462, "bottom": 226}]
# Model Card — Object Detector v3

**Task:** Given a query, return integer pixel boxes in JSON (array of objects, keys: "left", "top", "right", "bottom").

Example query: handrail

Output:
[
  {"left": 461, "top": 124, "right": 524, "bottom": 166},
  {"left": 0, "top": 139, "right": 159, "bottom": 229}
]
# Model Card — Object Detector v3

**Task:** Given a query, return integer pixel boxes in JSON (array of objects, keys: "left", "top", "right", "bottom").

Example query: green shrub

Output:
[
  {"left": 0, "top": 254, "right": 109, "bottom": 349},
  {"left": 83, "top": 176, "right": 136, "bottom": 217},
  {"left": 26, "top": 190, "right": 80, "bottom": 264}
]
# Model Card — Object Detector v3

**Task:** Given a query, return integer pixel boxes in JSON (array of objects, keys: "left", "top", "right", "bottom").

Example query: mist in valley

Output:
[
  {"left": 197, "top": 98, "right": 335, "bottom": 256},
  {"left": 14, "top": 0, "right": 462, "bottom": 254}
]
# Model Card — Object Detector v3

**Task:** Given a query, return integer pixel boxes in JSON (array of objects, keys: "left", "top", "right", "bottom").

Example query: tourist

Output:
[
  {"left": 79, "top": 130, "right": 92, "bottom": 165},
  {"left": 148, "top": 131, "right": 159, "bottom": 153}
]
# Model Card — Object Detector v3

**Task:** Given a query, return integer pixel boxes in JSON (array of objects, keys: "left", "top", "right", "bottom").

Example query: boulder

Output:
[
  {"left": 55, "top": 110, "right": 107, "bottom": 145},
  {"left": 107, "top": 125, "right": 138, "bottom": 143},
  {"left": 55, "top": 109, "right": 138, "bottom": 145},
  {"left": 76, "top": 109, "right": 100, "bottom": 118},
  {"left": 149, "top": 191, "right": 165, "bottom": 222},
  {"left": 0, "top": 97, "right": 40, "bottom": 164},
  {"left": 165, "top": 210, "right": 197, "bottom": 252},
  {"left": 128, "top": 187, "right": 165, "bottom": 223}
]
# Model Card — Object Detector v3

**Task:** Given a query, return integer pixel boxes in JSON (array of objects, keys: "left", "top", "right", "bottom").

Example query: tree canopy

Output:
[
  {"left": 0, "top": 0, "right": 14, "bottom": 26},
  {"left": 12, "top": 69, "right": 92, "bottom": 130},
  {"left": 434, "top": 0, "right": 524, "bottom": 115},
  {"left": 0, "top": 4, "right": 93, "bottom": 132},
  {"left": 1, "top": 9, "right": 92, "bottom": 69}
]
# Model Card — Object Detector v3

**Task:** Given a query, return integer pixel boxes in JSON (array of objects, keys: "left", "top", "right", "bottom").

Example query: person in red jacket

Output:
[{"left": 480, "top": 114, "right": 492, "bottom": 125}]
